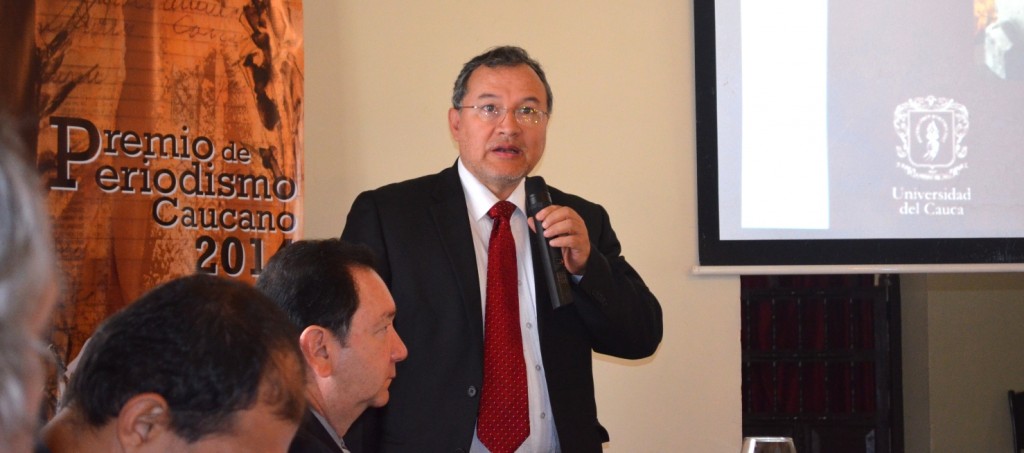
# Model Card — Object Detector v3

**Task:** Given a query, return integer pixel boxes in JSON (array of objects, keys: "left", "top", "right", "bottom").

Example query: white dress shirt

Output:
[{"left": 458, "top": 160, "right": 561, "bottom": 453}]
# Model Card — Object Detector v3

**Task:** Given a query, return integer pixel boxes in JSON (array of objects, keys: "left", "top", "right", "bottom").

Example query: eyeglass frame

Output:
[{"left": 455, "top": 104, "right": 551, "bottom": 126}]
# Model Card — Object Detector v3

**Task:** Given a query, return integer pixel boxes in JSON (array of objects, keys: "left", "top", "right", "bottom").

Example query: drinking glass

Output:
[{"left": 740, "top": 436, "right": 797, "bottom": 453}]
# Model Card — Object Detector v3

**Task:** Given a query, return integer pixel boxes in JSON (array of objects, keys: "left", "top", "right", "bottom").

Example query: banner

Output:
[{"left": 32, "top": 0, "right": 304, "bottom": 372}]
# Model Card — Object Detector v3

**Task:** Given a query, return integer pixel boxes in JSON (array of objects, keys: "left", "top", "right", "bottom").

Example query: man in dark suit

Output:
[
  {"left": 341, "top": 45, "right": 663, "bottom": 453},
  {"left": 256, "top": 239, "right": 409, "bottom": 453}
]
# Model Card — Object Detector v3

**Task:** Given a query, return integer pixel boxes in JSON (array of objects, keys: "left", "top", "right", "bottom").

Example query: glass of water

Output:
[{"left": 741, "top": 437, "right": 796, "bottom": 453}]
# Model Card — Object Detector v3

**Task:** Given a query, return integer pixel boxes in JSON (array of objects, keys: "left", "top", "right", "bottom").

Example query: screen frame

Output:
[{"left": 693, "top": 0, "right": 1024, "bottom": 269}]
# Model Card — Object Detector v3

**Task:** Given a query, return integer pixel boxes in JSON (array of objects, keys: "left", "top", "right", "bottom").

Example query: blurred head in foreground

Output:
[
  {"left": 0, "top": 127, "right": 59, "bottom": 453},
  {"left": 42, "top": 275, "right": 306, "bottom": 453}
]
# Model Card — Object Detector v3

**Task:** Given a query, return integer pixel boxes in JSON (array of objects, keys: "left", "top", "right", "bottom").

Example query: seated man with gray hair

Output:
[{"left": 0, "top": 131, "right": 60, "bottom": 453}]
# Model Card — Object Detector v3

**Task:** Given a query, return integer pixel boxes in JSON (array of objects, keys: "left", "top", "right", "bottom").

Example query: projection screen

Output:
[{"left": 694, "top": 0, "right": 1024, "bottom": 273}]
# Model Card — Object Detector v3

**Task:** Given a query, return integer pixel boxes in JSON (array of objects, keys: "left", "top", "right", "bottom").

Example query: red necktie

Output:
[{"left": 478, "top": 201, "right": 529, "bottom": 453}]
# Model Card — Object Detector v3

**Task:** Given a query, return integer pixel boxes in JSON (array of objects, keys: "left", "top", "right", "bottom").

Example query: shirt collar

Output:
[
  {"left": 309, "top": 408, "right": 347, "bottom": 450},
  {"left": 457, "top": 158, "right": 526, "bottom": 221}
]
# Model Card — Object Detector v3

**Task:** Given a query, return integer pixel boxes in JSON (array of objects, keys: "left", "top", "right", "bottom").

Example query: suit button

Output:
[{"left": 467, "top": 385, "right": 478, "bottom": 397}]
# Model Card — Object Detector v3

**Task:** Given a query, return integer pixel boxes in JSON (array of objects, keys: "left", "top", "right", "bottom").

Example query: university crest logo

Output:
[{"left": 893, "top": 96, "right": 969, "bottom": 181}]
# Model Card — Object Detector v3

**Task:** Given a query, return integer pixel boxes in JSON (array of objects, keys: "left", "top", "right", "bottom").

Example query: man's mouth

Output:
[{"left": 490, "top": 145, "right": 522, "bottom": 155}]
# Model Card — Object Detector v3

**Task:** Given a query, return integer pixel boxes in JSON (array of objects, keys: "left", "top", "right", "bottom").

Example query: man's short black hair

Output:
[
  {"left": 451, "top": 45, "right": 553, "bottom": 112},
  {"left": 62, "top": 274, "right": 305, "bottom": 442},
  {"left": 256, "top": 239, "right": 377, "bottom": 341}
]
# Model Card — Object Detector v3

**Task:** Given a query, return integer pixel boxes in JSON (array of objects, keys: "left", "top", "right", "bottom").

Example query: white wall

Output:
[
  {"left": 902, "top": 273, "right": 1024, "bottom": 453},
  {"left": 303, "top": 1, "right": 742, "bottom": 451},
  {"left": 901, "top": 275, "right": 931, "bottom": 453}
]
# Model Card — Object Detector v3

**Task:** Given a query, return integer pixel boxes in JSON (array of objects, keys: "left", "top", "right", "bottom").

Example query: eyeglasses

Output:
[{"left": 456, "top": 104, "right": 550, "bottom": 126}]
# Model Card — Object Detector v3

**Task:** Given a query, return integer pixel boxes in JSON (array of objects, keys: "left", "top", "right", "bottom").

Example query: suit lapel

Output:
[
  {"left": 303, "top": 410, "right": 344, "bottom": 453},
  {"left": 429, "top": 165, "right": 484, "bottom": 341}
]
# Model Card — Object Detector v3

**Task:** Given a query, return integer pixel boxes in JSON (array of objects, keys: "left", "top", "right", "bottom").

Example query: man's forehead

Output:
[
  {"left": 187, "top": 398, "right": 300, "bottom": 453},
  {"left": 353, "top": 269, "right": 396, "bottom": 320},
  {"left": 356, "top": 296, "right": 396, "bottom": 321},
  {"left": 465, "top": 65, "right": 545, "bottom": 98}
]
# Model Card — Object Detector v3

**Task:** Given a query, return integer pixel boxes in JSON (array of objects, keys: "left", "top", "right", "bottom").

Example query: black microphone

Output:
[{"left": 525, "top": 176, "right": 574, "bottom": 309}]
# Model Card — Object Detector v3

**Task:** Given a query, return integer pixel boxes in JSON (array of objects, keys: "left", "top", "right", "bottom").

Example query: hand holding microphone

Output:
[{"left": 526, "top": 176, "right": 589, "bottom": 309}]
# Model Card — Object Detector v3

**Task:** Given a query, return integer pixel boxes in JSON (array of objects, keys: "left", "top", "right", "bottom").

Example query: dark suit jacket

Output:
[
  {"left": 341, "top": 165, "right": 663, "bottom": 453},
  {"left": 290, "top": 409, "right": 345, "bottom": 453}
]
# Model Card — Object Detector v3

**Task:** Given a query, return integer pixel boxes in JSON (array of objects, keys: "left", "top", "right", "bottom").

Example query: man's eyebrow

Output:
[
  {"left": 471, "top": 93, "right": 499, "bottom": 101},
  {"left": 469, "top": 93, "right": 541, "bottom": 105}
]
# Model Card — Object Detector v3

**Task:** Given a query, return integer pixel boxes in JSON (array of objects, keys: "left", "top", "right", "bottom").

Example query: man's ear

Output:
[
  {"left": 448, "top": 107, "right": 462, "bottom": 140},
  {"left": 299, "top": 326, "right": 333, "bottom": 378},
  {"left": 116, "top": 393, "right": 173, "bottom": 449}
]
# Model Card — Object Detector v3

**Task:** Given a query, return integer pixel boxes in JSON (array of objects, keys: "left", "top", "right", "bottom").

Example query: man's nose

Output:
[
  {"left": 391, "top": 330, "right": 409, "bottom": 362},
  {"left": 495, "top": 108, "right": 522, "bottom": 135}
]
